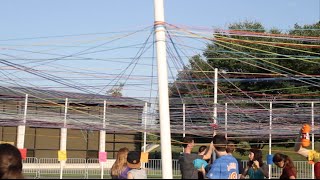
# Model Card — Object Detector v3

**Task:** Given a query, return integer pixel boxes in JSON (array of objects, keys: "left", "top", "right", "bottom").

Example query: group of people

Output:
[
  {"left": 0, "top": 143, "right": 147, "bottom": 179},
  {"left": 179, "top": 134, "right": 240, "bottom": 179},
  {"left": 110, "top": 148, "right": 147, "bottom": 179},
  {"left": 178, "top": 133, "right": 316, "bottom": 179},
  {"left": 0, "top": 124, "right": 319, "bottom": 179}
]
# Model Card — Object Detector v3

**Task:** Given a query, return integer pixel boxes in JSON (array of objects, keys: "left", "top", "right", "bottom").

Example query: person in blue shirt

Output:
[{"left": 206, "top": 134, "right": 239, "bottom": 179}]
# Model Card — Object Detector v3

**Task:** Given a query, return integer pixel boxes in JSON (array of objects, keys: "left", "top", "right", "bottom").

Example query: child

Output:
[{"left": 127, "top": 151, "right": 147, "bottom": 179}]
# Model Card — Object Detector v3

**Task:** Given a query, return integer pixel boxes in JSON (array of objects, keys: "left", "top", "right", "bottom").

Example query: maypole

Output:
[{"left": 153, "top": 0, "right": 173, "bottom": 178}]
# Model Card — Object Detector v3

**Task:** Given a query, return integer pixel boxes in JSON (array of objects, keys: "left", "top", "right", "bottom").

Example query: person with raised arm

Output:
[{"left": 178, "top": 136, "right": 214, "bottom": 179}]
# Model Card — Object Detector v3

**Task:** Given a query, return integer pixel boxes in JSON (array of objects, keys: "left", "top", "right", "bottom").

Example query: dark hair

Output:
[
  {"left": 212, "top": 134, "right": 227, "bottom": 152},
  {"left": 226, "top": 141, "right": 236, "bottom": 153},
  {"left": 0, "top": 144, "right": 24, "bottom": 179},
  {"left": 273, "top": 153, "right": 296, "bottom": 173},
  {"left": 198, "top": 146, "right": 207, "bottom": 153},
  {"left": 248, "top": 148, "right": 264, "bottom": 168},
  {"left": 182, "top": 137, "right": 194, "bottom": 148}
]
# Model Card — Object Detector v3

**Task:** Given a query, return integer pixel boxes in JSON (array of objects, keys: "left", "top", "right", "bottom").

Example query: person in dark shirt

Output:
[
  {"left": 178, "top": 136, "right": 214, "bottom": 179},
  {"left": 273, "top": 153, "right": 297, "bottom": 179}
]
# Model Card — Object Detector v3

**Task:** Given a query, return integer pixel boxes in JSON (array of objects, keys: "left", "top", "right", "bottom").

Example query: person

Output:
[
  {"left": 273, "top": 153, "right": 297, "bottom": 179},
  {"left": 111, "top": 147, "right": 130, "bottom": 179},
  {"left": 154, "top": 150, "right": 160, "bottom": 159},
  {"left": 195, "top": 146, "right": 209, "bottom": 179},
  {"left": 206, "top": 134, "right": 239, "bottom": 179},
  {"left": 226, "top": 141, "right": 244, "bottom": 178},
  {"left": 0, "top": 143, "right": 24, "bottom": 179},
  {"left": 240, "top": 148, "right": 269, "bottom": 179},
  {"left": 126, "top": 151, "right": 147, "bottom": 179},
  {"left": 178, "top": 136, "right": 214, "bottom": 179},
  {"left": 294, "top": 126, "right": 320, "bottom": 179}
]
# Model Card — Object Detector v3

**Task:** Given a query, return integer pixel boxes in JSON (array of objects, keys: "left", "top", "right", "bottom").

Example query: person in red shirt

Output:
[{"left": 273, "top": 153, "right": 297, "bottom": 179}]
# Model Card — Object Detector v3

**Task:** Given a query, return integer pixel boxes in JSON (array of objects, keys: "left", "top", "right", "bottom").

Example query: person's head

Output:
[
  {"left": 0, "top": 143, "right": 24, "bottom": 179},
  {"left": 248, "top": 148, "right": 264, "bottom": 167},
  {"left": 111, "top": 147, "right": 129, "bottom": 177},
  {"left": 182, "top": 136, "right": 195, "bottom": 149},
  {"left": 127, "top": 151, "right": 141, "bottom": 169},
  {"left": 212, "top": 134, "right": 227, "bottom": 152},
  {"left": 198, "top": 146, "right": 207, "bottom": 155},
  {"left": 226, "top": 141, "right": 236, "bottom": 154},
  {"left": 273, "top": 153, "right": 296, "bottom": 172},
  {"left": 116, "top": 148, "right": 129, "bottom": 164}
]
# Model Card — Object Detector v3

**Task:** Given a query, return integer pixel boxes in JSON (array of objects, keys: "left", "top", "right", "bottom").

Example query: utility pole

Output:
[{"left": 154, "top": 0, "right": 173, "bottom": 178}]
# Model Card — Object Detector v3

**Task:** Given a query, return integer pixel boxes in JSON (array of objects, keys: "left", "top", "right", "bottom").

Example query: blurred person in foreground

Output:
[{"left": 0, "top": 143, "right": 24, "bottom": 179}]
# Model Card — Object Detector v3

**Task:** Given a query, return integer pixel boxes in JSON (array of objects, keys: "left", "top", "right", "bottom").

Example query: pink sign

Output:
[
  {"left": 99, "top": 152, "right": 107, "bottom": 163},
  {"left": 19, "top": 148, "right": 27, "bottom": 160}
]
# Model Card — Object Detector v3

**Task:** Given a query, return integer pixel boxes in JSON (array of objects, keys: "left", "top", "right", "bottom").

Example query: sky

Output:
[
  {"left": 1, "top": 0, "right": 319, "bottom": 38},
  {"left": 0, "top": 0, "right": 319, "bottom": 100}
]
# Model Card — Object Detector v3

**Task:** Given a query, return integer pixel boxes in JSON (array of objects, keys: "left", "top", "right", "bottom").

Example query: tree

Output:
[
  {"left": 169, "top": 21, "right": 320, "bottom": 100},
  {"left": 106, "top": 83, "right": 125, "bottom": 97}
]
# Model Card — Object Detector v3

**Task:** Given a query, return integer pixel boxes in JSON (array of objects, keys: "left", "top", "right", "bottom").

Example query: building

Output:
[{"left": 0, "top": 86, "right": 145, "bottom": 159}]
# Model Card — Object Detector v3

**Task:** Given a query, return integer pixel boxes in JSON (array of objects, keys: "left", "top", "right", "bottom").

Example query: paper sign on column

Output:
[
  {"left": 140, "top": 152, "right": 149, "bottom": 163},
  {"left": 58, "top": 150, "right": 67, "bottom": 161},
  {"left": 19, "top": 148, "right": 27, "bottom": 160},
  {"left": 99, "top": 152, "right": 107, "bottom": 163}
]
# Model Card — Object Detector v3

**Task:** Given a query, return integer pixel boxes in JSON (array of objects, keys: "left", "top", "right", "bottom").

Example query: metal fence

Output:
[{"left": 22, "top": 158, "right": 313, "bottom": 179}]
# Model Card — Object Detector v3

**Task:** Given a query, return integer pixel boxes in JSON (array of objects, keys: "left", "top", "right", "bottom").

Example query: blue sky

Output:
[
  {"left": 0, "top": 0, "right": 319, "bottom": 99},
  {"left": 1, "top": 0, "right": 319, "bottom": 38}
]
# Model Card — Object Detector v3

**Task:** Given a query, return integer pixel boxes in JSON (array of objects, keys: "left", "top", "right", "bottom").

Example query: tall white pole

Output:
[
  {"left": 182, "top": 103, "right": 186, "bottom": 152},
  {"left": 183, "top": 103, "right": 186, "bottom": 138},
  {"left": 213, "top": 68, "right": 218, "bottom": 134},
  {"left": 143, "top": 102, "right": 148, "bottom": 153},
  {"left": 225, "top": 103, "right": 228, "bottom": 138},
  {"left": 268, "top": 102, "right": 272, "bottom": 179},
  {"left": 311, "top": 102, "right": 315, "bottom": 179},
  {"left": 212, "top": 68, "right": 218, "bottom": 161},
  {"left": 17, "top": 94, "right": 28, "bottom": 149},
  {"left": 60, "top": 98, "right": 68, "bottom": 179},
  {"left": 153, "top": 0, "right": 173, "bottom": 178},
  {"left": 143, "top": 102, "right": 148, "bottom": 169},
  {"left": 99, "top": 100, "right": 107, "bottom": 179}
]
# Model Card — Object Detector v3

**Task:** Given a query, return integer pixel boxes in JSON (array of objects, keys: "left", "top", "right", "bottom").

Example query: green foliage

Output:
[
  {"left": 169, "top": 21, "right": 320, "bottom": 100},
  {"left": 106, "top": 83, "right": 124, "bottom": 97}
]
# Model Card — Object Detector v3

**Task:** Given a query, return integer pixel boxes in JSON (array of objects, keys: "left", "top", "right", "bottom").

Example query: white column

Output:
[
  {"left": 268, "top": 102, "right": 272, "bottom": 179},
  {"left": 143, "top": 102, "right": 148, "bottom": 153},
  {"left": 183, "top": 103, "right": 186, "bottom": 138},
  {"left": 60, "top": 98, "right": 68, "bottom": 179},
  {"left": 154, "top": 0, "right": 173, "bottom": 178},
  {"left": 311, "top": 102, "right": 315, "bottom": 179},
  {"left": 143, "top": 102, "right": 148, "bottom": 168},
  {"left": 212, "top": 68, "right": 218, "bottom": 161},
  {"left": 17, "top": 94, "right": 28, "bottom": 149},
  {"left": 99, "top": 100, "right": 107, "bottom": 179},
  {"left": 225, "top": 103, "right": 228, "bottom": 138},
  {"left": 213, "top": 68, "right": 218, "bottom": 134}
]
